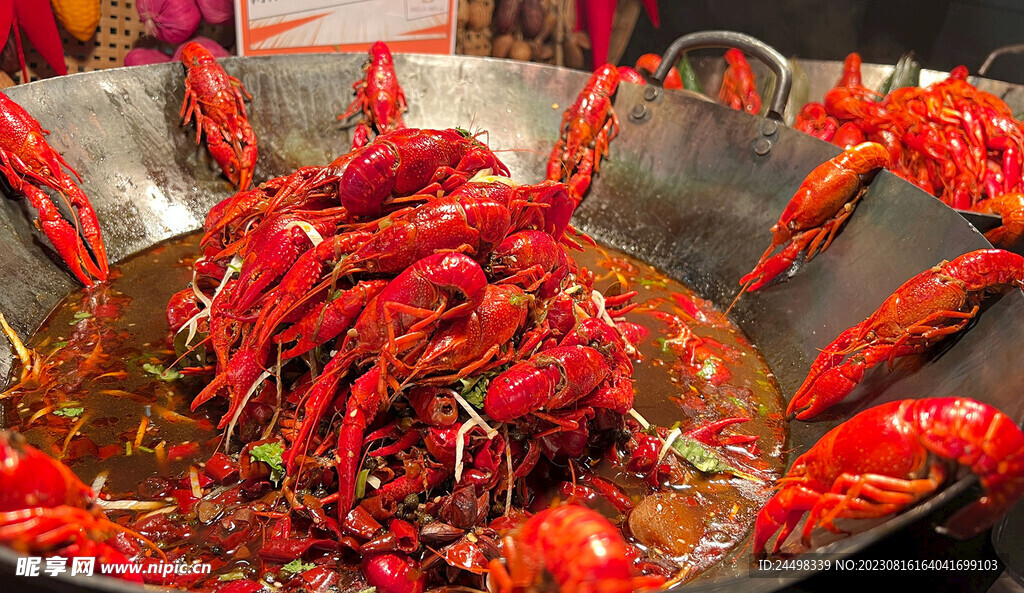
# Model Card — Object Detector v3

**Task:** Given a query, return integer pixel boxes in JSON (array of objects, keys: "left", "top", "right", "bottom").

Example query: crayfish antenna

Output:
[{"left": 725, "top": 279, "right": 755, "bottom": 317}]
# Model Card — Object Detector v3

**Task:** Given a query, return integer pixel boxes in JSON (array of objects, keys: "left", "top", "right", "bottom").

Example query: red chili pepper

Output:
[
  {"left": 587, "top": 475, "right": 634, "bottom": 512},
  {"left": 205, "top": 451, "right": 240, "bottom": 484},
  {"left": 627, "top": 433, "right": 660, "bottom": 473},
  {"left": 214, "top": 579, "right": 264, "bottom": 593},
  {"left": 342, "top": 505, "right": 383, "bottom": 539},
  {"left": 258, "top": 537, "right": 339, "bottom": 562},
  {"left": 170, "top": 488, "right": 198, "bottom": 513},
  {"left": 167, "top": 441, "right": 201, "bottom": 461}
]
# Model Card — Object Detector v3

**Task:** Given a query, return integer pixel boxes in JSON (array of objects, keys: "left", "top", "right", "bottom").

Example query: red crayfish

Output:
[
  {"left": 180, "top": 41, "right": 258, "bottom": 190},
  {"left": 796, "top": 52, "right": 1024, "bottom": 214},
  {"left": 488, "top": 504, "right": 665, "bottom": 593},
  {"left": 0, "top": 91, "right": 108, "bottom": 285},
  {"left": 755, "top": 397, "right": 1024, "bottom": 555},
  {"left": 789, "top": 249, "right": 1024, "bottom": 419},
  {"left": 547, "top": 64, "right": 620, "bottom": 200},
  {"left": 980, "top": 192, "right": 1024, "bottom": 247},
  {"left": 340, "top": 41, "right": 408, "bottom": 149},
  {"left": 735, "top": 141, "right": 891, "bottom": 297},
  {"left": 719, "top": 48, "right": 761, "bottom": 114},
  {"left": 0, "top": 430, "right": 163, "bottom": 580}
]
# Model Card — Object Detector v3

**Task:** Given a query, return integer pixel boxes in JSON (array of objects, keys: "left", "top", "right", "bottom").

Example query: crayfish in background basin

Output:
[
  {"left": 794, "top": 52, "right": 1024, "bottom": 247},
  {"left": 180, "top": 41, "right": 258, "bottom": 190},
  {"left": 719, "top": 48, "right": 762, "bottom": 115},
  {"left": 339, "top": 41, "right": 408, "bottom": 150},
  {"left": 547, "top": 63, "right": 620, "bottom": 200},
  {"left": 755, "top": 397, "right": 1024, "bottom": 556}
]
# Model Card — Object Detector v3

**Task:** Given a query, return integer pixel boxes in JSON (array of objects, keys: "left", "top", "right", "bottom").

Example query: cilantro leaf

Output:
[
  {"left": 142, "top": 363, "right": 182, "bottom": 382},
  {"left": 281, "top": 559, "right": 315, "bottom": 574},
  {"left": 668, "top": 433, "right": 760, "bottom": 481},
  {"left": 70, "top": 312, "right": 93, "bottom": 324},
  {"left": 458, "top": 375, "right": 490, "bottom": 409},
  {"left": 508, "top": 292, "right": 528, "bottom": 307},
  {"left": 53, "top": 407, "right": 84, "bottom": 418},
  {"left": 696, "top": 357, "right": 724, "bottom": 381},
  {"left": 250, "top": 442, "right": 286, "bottom": 485}
]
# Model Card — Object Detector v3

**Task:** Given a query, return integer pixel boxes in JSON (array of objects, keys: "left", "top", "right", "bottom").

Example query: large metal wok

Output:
[{"left": 1, "top": 39, "right": 1022, "bottom": 593}]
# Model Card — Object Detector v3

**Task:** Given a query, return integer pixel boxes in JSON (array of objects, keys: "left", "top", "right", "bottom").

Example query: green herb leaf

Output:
[
  {"left": 70, "top": 312, "right": 93, "bottom": 324},
  {"left": 51, "top": 341, "right": 69, "bottom": 350},
  {"left": 142, "top": 362, "right": 163, "bottom": 375},
  {"left": 281, "top": 559, "right": 315, "bottom": 574},
  {"left": 250, "top": 441, "right": 286, "bottom": 485},
  {"left": 458, "top": 375, "right": 490, "bottom": 409},
  {"left": 173, "top": 329, "right": 207, "bottom": 367},
  {"left": 142, "top": 363, "right": 182, "bottom": 382},
  {"left": 508, "top": 292, "right": 528, "bottom": 307},
  {"left": 696, "top": 357, "right": 724, "bottom": 381},
  {"left": 53, "top": 406, "right": 84, "bottom": 418},
  {"left": 668, "top": 433, "right": 760, "bottom": 481},
  {"left": 677, "top": 52, "right": 704, "bottom": 93}
]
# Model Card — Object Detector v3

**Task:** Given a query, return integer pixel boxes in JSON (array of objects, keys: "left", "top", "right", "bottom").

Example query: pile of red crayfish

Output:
[
  {"left": 794, "top": 53, "right": 1024, "bottom": 244},
  {"left": 165, "top": 117, "right": 681, "bottom": 589},
  {"left": 151, "top": 49, "right": 786, "bottom": 591}
]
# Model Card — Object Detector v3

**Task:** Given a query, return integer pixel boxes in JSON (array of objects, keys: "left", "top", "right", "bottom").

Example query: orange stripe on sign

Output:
[
  {"left": 249, "top": 13, "right": 329, "bottom": 46},
  {"left": 402, "top": 22, "right": 450, "bottom": 37}
]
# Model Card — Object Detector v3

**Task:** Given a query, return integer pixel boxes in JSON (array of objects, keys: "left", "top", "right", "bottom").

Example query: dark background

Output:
[{"left": 622, "top": 0, "right": 1024, "bottom": 83}]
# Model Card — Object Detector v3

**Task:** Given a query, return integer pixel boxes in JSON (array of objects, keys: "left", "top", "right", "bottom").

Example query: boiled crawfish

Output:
[
  {"left": 0, "top": 430, "right": 163, "bottom": 580},
  {"left": 755, "top": 397, "right": 1024, "bottom": 555},
  {"left": 0, "top": 91, "right": 108, "bottom": 285},
  {"left": 719, "top": 48, "right": 761, "bottom": 114},
  {"left": 339, "top": 41, "right": 407, "bottom": 149},
  {"left": 547, "top": 64, "right": 620, "bottom": 200},
  {"left": 798, "top": 53, "right": 1024, "bottom": 212},
  {"left": 180, "top": 41, "right": 258, "bottom": 190},
  {"left": 488, "top": 504, "right": 665, "bottom": 593},
  {"left": 980, "top": 192, "right": 1024, "bottom": 247},
  {"left": 735, "top": 141, "right": 891, "bottom": 297},
  {"left": 207, "top": 127, "right": 509, "bottom": 229},
  {"left": 788, "top": 249, "right": 1024, "bottom": 419}
]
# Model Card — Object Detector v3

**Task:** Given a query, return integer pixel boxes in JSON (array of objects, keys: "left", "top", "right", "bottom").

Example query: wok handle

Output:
[
  {"left": 651, "top": 30, "right": 793, "bottom": 122},
  {"left": 978, "top": 43, "right": 1024, "bottom": 77}
]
